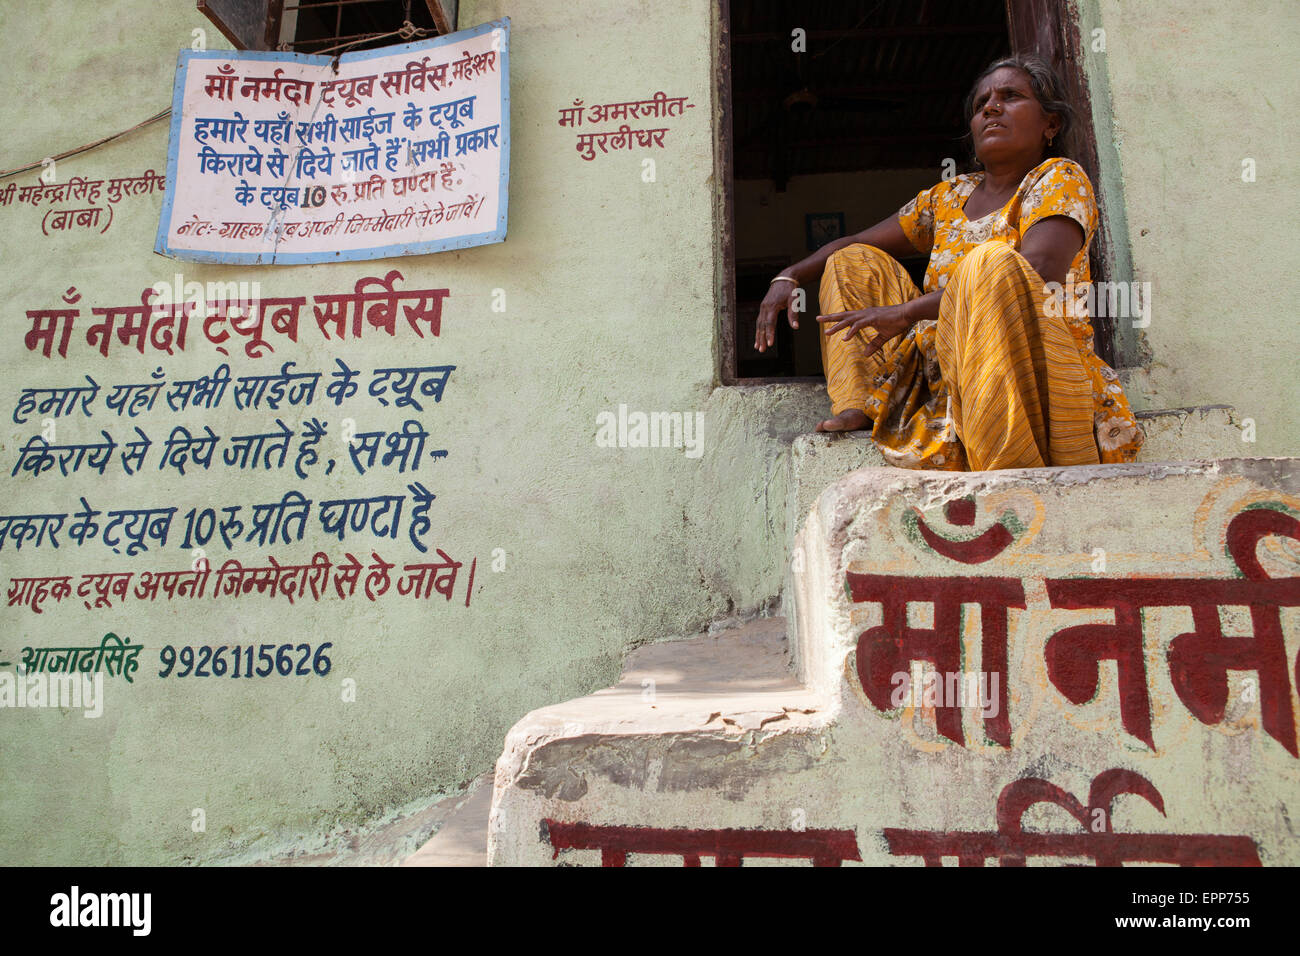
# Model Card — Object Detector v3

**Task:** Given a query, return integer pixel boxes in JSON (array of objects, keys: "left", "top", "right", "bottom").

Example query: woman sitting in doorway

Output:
[{"left": 753, "top": 55, "right": 1144, "bottom": 471}]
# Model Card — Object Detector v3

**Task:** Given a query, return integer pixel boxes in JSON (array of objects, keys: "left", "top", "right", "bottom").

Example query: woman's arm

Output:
[
  {"left": 1017, "top": 215, "right": 1085, "bottom": 286},
  {"left": 817, "top": 214, "right": 1086, "bottom": 357},
  {"left": 753, "top": 214, "right": 920, "bottom": 353}
]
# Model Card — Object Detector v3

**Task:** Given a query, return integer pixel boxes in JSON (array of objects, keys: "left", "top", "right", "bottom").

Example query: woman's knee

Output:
[
  {"left": 939, "top": 241, "right": 1031, "bottom": 333},
  {"left": 953, "top": 239, "right": 1021, "bottom": 278},
  {"left": 825, "top": 242, "right": 897, "bottom": 272},
  {"left": 822, "top": 244, "right": 910, "bottom": 305}
]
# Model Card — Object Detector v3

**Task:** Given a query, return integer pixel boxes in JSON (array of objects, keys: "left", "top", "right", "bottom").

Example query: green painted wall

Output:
[
  {"left": 0, "top": 0, "right": 1294, "bottom": 864},
  {"left": 0, "top": 0, "right": 822, "bottom": 864},
  {"left": 1079, "top": 0, "right": 1299, "bottom": 455}
]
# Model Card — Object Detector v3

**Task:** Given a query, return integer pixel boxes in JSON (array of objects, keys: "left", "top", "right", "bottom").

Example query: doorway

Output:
[{"left": 720, "top": 0, "right": 1111, "bottom": 383}]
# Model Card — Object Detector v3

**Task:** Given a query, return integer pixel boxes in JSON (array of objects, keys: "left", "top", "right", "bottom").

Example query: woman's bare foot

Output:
[{"left": 815, "top": 409, "right": 871, "bottom": 432}]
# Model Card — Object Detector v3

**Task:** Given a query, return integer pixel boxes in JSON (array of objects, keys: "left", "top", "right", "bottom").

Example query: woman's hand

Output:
[
  {"left": 754, "top": 280, "right": 800, "bottom": 353},
  {"left": 817, "top": 303, "right": 912, "bottom": 360}
]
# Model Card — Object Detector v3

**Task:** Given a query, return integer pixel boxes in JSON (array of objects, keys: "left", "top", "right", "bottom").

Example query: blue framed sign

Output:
[{"left": 155, "top": 18, "right": 509, "bottom": 264}]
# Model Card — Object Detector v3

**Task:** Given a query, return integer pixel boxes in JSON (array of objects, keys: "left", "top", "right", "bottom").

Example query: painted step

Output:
[{"left": 491, "top": 457, "right": 1300, "bottom": 866}]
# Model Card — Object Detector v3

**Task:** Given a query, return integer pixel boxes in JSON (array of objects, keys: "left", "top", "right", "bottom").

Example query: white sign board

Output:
[{"left": 156, "top": 18, "right": 509, "bottom": 264}]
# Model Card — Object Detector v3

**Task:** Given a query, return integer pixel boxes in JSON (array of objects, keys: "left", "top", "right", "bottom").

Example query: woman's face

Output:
[{"left": 969, "top": 67, "right": 1060, "bottom": 167}]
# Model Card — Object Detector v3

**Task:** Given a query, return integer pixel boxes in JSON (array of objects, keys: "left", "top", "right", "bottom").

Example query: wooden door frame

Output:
[
  {"left": 716, "top": 0, "right": 739, "bottom": 385},
  {"left": 1005, "top": 0, "right": 1118, "bottom": 366}
]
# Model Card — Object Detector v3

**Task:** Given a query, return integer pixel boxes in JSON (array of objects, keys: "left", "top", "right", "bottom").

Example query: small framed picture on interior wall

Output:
[{"left": 806, "top": 212, "right": 845, "bottom": 252}]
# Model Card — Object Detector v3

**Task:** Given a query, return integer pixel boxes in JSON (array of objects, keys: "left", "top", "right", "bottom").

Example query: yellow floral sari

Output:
[{"left": 819, "top": 157, "right": 1144, "bottom": 470}]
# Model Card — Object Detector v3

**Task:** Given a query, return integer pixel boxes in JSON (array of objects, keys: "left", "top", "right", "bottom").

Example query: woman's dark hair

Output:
[{"left": 960, "top": 54, "right": 1075, "bottom": 166}]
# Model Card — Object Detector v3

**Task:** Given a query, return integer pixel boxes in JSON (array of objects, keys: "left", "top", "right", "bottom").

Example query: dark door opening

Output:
[
  {"left": 720, "top": 0, "right": 1110, "bottom": 383},
  {"left": 197, "top": 0, "right": 455, "bottom": 54}
]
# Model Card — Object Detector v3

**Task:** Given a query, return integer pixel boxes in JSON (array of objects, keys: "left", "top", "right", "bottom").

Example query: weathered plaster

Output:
[{"left": 1078, "top": 0, "right": 1299, "bottom": 454}]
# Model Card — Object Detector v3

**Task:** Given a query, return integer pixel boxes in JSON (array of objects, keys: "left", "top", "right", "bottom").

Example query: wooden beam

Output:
[{"left": 423, "top": 0, "right": 455, "bottom": 34}]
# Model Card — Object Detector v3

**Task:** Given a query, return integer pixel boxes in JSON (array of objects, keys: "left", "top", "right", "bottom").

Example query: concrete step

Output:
[
  {"left": 243, "top": 772, "right": 491, "bottom": 866},
  {"left": 488, "top": 616, "right": 831, "bottom": 865},
  {"left": 490, "top": 456, "right": 1300, "bottom": 866},
  {"left": 781, "top": 405, "right": 1248, "bottom": 675},
  {"left": 401, "top": 772, "right": 494, "bottom": 867},
  {"left": 785, "top": 405, "right": 1244, "bottom": 559}
]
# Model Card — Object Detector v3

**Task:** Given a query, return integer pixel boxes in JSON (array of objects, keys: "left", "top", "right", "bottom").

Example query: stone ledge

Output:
[
  {"left": 790, "top": 455, "right": 1297, "bottom": 698},
  {"left": 786, "top": 405, "right": 1243, "bottom": 556},
  {"left": 488, "top": 616, "right": 831, "bottom": 865},
  {"left": 492, "top": 617, "right": 824, "bottom": 779},
  {"left": 780, "top": 406, "right": 1248, "bottom": 638}
]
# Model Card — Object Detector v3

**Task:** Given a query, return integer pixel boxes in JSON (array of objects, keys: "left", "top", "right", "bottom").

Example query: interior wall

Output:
[
  {"left": 734, "top": 169, "right": 935, "bottom": 373},
  {"left": 735, "top": 169, "right": 936, "bottom": 266}
]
